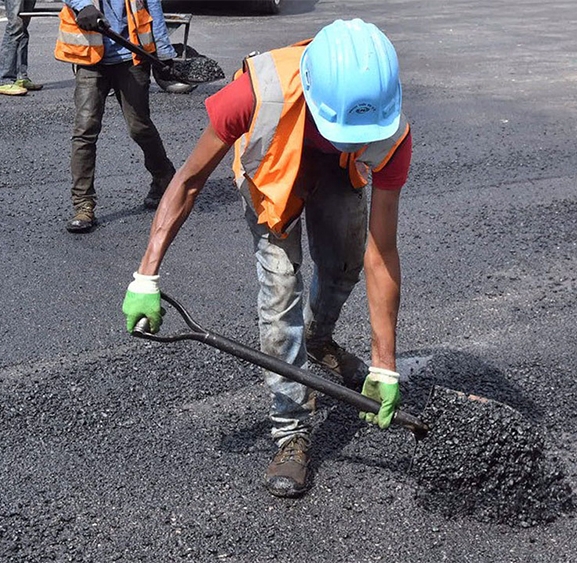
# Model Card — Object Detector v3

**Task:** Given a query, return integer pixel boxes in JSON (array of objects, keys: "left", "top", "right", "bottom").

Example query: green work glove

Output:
[
  {"left": 122, "top": 272, "right": 163, "bottom": 333},
  {"left": 359, "top": 367, "right": 401, "bottom": 429}
]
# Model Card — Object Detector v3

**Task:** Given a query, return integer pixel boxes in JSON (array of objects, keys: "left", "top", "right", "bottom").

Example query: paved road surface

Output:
[{"left": 1, "top": 1, "right": 576, "bottom": 561}]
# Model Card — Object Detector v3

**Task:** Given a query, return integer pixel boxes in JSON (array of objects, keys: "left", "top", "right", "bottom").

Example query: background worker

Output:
[
  {"left": 122, "top": 19, "right": 412, "bottom": 498},
  {"left": 0, "top": 0, "right": 43, "bottom": 95},
  {"left": 55, "top": 0, "right": 177, "bottom": 233}
]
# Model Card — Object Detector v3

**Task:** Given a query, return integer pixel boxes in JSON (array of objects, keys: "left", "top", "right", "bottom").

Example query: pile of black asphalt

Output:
[
  {"left": 411, "top": 386, "right": 573, "bottom": 527},
  {"left": 391, "top": 350, "right": 575, "bottom": 528},
  {"left": 172, "top": 51, "right": 225, "bottom": 84},
  {"left": 1, "top": 343, "right": 575, "bottom": 562}
]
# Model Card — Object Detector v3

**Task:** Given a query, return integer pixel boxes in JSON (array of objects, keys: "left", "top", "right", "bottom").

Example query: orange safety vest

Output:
[
  {"left": 232, "top": 41, "right": 410, "bottom": 239},
  {"left": 54, "top": 0, "right": 155, "bottom": 66}
]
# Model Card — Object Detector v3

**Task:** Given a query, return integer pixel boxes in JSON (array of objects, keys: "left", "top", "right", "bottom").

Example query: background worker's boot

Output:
[
  {"left": 0, "top": 83, "right": 27, "bottom": 96},
  {"left": 306, "top": 338, "right": 368, "bottom": 391},
  {"left": 66, "top": 203, "right": 96, "bottom": 233},
  {"left": 144, "top": 168, "right": 175, "bottom": 209},
  {"left": 15, "top": 78, "right": 43, "bottom": 91},
  {"left": 264, "top": 435, "right": 310, "bottom": 498}
]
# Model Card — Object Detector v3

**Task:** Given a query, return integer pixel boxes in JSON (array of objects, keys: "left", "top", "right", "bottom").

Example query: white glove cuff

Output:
[
  {"left": 127, "top": 271, "right": 160, "bottom": 294},
  {"left": 368, "top": 366, "right": 400, "bottom": 384}
]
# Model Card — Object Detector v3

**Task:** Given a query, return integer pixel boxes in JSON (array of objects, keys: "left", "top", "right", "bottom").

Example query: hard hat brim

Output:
[{"left": 311, "top": 111, "right": 402, "bottom": 145}]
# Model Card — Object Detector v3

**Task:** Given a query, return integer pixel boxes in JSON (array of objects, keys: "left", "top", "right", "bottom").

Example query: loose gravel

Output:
[{"left": 173, "top": 55, "right": 225, "bottom": 84}]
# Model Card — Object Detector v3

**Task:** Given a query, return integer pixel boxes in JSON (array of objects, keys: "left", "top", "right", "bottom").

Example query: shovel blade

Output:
[{"left": 420, "top": 384, "right": 523, "bottom": 432}]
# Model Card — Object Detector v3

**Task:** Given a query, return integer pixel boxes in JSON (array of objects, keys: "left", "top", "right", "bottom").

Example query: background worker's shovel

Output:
[
  {"left": 132, "top": 292, "right": 430, "bottom": 440},
  {"left": 96, "top": 19, "right": 225, "bottom": 85}
]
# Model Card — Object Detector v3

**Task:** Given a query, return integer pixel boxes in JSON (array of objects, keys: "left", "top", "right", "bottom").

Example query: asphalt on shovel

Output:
[
  {"left": 132, "top": 292, "right": 430, "bottom": 440},
  {"left": 96, "top": 19, "right": 225, "bottom": 85}
]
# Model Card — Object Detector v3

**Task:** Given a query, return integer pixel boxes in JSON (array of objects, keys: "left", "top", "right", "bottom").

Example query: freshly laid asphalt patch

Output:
[
  {"left": 1, "top": 344, "right": 574, "bottom": 561},
  {"left": 411, "top": 386, "right": 574, "bottom": 527}
]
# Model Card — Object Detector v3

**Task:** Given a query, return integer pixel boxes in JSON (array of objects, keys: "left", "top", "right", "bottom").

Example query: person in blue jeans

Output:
[
  {"left": 0, "top": 0, "right": 43, "bottom": 95},
  {"left": 54, "top": 0, "right": 177, "bottom": 232},
  {"left": 122, "top": 19, "right": 413, "bottom": 498}
]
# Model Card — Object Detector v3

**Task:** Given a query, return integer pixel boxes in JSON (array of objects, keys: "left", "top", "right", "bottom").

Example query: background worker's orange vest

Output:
[{"left": 54, "top": 0, "right": 155, "bottom": 66}]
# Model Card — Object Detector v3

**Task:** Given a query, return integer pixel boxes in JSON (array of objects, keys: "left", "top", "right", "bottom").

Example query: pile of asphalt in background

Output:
[
  {"left": 173, "top": 51, "right": 225, "bottom": 84},
  {"left": 410, "top": 385, "right": 574, "bottom": 527}
]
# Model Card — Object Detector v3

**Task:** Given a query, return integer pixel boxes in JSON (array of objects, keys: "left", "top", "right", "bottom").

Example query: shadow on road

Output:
[
  {"left": 97, "top": 204, "right": 152, "bottom": 225},
  {"left": 399, "top": 348, "right": 542, "bottom": 421}
]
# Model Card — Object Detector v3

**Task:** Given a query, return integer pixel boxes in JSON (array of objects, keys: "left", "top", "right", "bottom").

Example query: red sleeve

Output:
[
  {"left": 204, "top": 72, "right": 255, "bottom": 146},
  {"left": 372, "top": 130, "right": 413, "bottom": 191}
]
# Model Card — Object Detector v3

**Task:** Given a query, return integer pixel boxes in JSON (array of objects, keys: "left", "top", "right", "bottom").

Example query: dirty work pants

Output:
[
  {"left": 0, "top": 0, "right": 36, "bottom": 83},
  {"left": 70, "top": 61, "right": 174, "bottom": 209},
  {"left": 244, "top": 151, "right": 368, "bottom": 446}
]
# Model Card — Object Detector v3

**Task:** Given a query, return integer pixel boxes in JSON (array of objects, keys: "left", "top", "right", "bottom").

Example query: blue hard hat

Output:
[{"left": 300, "top": 19, "right": 402, "bottom": 144}]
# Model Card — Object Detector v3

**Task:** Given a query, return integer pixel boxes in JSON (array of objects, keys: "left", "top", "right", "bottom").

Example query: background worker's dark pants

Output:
[{"left": 70, "top": 61, "right": 174, "bottom": 209}]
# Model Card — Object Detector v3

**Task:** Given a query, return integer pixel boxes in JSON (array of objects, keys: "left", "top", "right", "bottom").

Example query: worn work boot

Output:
[
  {"left": 144, "top": 169, "right": 175, "bottom": 209},
  {"left": 15, "top": 78, "right": 43, "bottom": 91},
  {"left": 66, "top": 203, "right": 96, "bottom": 233},
  {"left": 0, "top": 82, "right": 27, "bottom": 96},
  {"left": 306, "top": 338, "right": 368, "bottom": 391},
  {"left": 264, "top": 435, "right": 310, "bottom": 498}
]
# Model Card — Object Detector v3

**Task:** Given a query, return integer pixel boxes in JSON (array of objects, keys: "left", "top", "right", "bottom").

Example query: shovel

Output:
[
  {"left": 96, "top": 19, "right": 225, "bottom": 85},
  {"left": 132, "top": 292, "right": 430, "bottom": 440}
]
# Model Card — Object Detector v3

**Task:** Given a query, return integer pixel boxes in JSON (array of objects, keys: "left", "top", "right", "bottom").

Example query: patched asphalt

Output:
[{"left": 1, "top": 1, "right": 577, "bottom": 561}]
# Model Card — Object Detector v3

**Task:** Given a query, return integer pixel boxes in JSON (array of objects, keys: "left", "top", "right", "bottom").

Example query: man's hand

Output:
[
  {"left": 76, "top": 5, "right": 107, "bottom": 32},
  {"left": 359, "top": 367, "right": 401, "bottom": 429},
  {"left": 154, "top": 60, "right": 178, "bottom": 82},
  {"left": 122, "top": 272, "right": 164, "bottom": 333}
]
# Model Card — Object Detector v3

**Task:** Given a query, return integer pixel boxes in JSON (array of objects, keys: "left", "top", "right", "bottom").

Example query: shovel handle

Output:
[
  {"left": 132, "top": 295, "right": 429, "bottom": 440},
  {"left": 134, "top": 317, "right": 153, "bottom": 334},
  {"left": 97, "top": 18, "right": 168, "bottom": 71}
]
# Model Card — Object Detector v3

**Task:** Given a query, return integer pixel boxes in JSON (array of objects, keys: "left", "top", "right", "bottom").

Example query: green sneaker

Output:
[
  {"left": 0, "top": 83, "right": 27, "bottom": 96},
  {"left": 15, "top": 78, "right": 43, "bottom": 91}
]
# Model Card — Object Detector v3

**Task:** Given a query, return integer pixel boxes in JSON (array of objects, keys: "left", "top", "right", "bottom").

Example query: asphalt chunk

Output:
[
  {"left": 410, "top": 386, "right": 574, "bottom": 527},
  {"left": 173, "top": 56, "right": 225, "bottom": 84}
]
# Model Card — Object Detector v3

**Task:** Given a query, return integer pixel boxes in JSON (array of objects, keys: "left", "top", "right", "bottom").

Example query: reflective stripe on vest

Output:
[
  {"left": 54, "top": 6, "right": 104, "bottom": 65},
  {"left": 54, "top": 0, "right": 155, "bottom": 65},
  {"left": 128, "top": 0, "right": 155, "bottom": 54}
]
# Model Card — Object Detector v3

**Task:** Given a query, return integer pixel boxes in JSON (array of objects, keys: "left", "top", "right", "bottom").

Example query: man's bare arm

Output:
[
  {"left": 364, "top": 187, "right": 402, "bottom": 371},
  {"left": 139, "top": 124, "right": 231, "bottom": 275}
]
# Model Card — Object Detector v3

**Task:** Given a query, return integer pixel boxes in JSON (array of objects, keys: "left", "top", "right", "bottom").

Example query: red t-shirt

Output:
[{"left": 205, "top": 72, "right": 412, "bottom": 190}]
